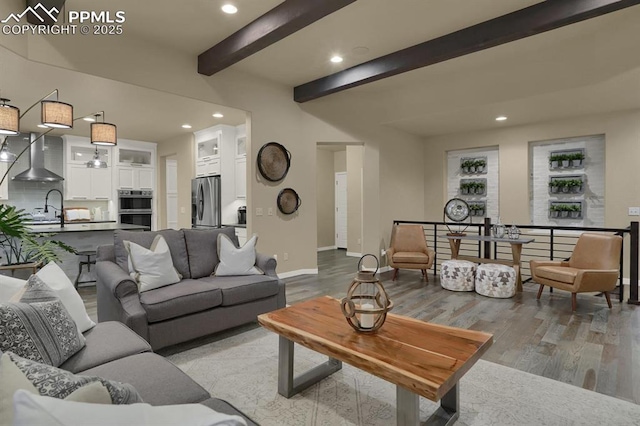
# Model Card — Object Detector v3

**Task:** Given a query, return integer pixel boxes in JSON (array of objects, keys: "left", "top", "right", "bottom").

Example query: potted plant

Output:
[
  {"left": 468, "top": 182, "right": 477, "bottom": 194},
  {"left": 570, "top": 204, "right": 581, "bottom": 218},
  {"left": 549, "top": 180, "right": 559, "bottom": 193},
  {"left": 474, "top": 159, "right": 486, "bottom": 173},
  {"left": 461, "top": 159, "right": 473, "bottom": 173},
  {"left": 550, "top": 205, "right": 559, "bottom": 218},
  {"left": 475, "top": 182, "right": 485, "bottom": 195},
  {"left": 560, "top": 154, "right": 570, "bottom": 168},
  {"left": 460, "top": 182, "right": 469, "bottom": 195},
  {"left": 571, "top": 152, "right": 585, "bottom": 167},
  {"left": 550, "top": 154, "right": 560, "bottom": 169},
  {"left": 560, "top": 204, "right": 570, "bottom": 218},
  {"left": 469, "top": 161, "right": 476, "bottom": 173},
  {"left": 570, "top": 179, "right": 582, "bottom": 193},
  {"left": 556, "top": 180, "right": 568, "bottom": 193},
  {"left": 476, "top": 204, "right": 484, "bottom": 216}
]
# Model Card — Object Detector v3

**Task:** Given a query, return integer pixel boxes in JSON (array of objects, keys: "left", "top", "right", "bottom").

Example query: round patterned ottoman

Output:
[
  {"left": 475, "top": 264, "right": 516, "bottom": 298},
  {"left": 440, "top": 260, "right": 476, "bottom": 292}
]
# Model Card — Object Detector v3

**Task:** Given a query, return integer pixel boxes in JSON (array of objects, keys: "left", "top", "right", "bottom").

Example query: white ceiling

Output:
[{"left": 4, "top": 0, "right": 639, "bottom": 140}]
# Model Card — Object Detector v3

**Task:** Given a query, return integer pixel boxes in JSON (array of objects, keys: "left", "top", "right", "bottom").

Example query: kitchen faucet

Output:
[{"left": 44, "top": 189, "right": 64, "bottom": 228}]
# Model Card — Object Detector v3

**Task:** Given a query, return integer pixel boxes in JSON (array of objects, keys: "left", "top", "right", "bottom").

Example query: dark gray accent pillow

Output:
[
  {"left": 114, "top": 229, "right": 190, "bottom": 279},
  {"left": 183, "top": 227, "right": 238, "bottom": 279},
  {"left": 6, "top": 351, "right": 143, "bottom": 404},
  {"left": 0, "top": 275, "right": 85, "bottom": 367}
]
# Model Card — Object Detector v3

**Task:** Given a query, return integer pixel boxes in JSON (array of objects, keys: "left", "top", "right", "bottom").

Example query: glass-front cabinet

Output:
[
  {"left": 118, "top": 148, "right": 152, "bottom": 167},
  {"left": 196, "top": 132, "right": 221, "bottom": 161},
  {"left": 69, "top": 145, "right": 110, "bottom": 165}
]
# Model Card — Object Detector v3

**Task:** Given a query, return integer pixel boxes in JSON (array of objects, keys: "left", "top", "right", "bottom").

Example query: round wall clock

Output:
[{"left": 443, "top": 198, "right": 471, "bottom": 236}]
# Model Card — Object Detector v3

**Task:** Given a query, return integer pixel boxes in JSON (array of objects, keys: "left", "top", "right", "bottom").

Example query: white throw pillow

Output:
[
  {"left": 36, "top": 262, "right": 96, "bottom": 333},
  {"left": 125, "top": 235, "right": 181, "bottom": 292},
  {"left": 0, "top": 275, "right": 26, "bottom": 302},
  {"left": 215, "top": 234, "right": 262, "bottom": 277},
  {"left": 12, "top": 390, "right": 247, "bottom": 426}
]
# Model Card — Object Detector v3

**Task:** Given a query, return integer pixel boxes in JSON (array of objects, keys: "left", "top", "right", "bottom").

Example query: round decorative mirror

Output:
[{"left": 443, "top": 198, "right": 470, "bottom": 236}]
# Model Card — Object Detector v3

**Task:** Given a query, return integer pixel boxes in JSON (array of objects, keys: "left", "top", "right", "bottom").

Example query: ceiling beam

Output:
[
  {"left": 294, "top": 0, "right": 640, "bottom": 103},
  {"left": 198, "top": 0, "right": 356, "bottom": 76}
]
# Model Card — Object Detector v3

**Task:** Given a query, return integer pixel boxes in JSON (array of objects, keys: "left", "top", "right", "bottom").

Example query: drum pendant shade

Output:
[
  {"left": 91, "top": 122, "right": 117, "bottom": 146},
  {"left": 0, "top": 101, "right": 19, "bottom": 135},
  {"left": 41, "top": 100, "right": 73, "bottom": 128}
]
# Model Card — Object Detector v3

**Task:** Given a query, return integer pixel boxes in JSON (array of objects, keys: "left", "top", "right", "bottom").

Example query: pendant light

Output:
[
  {"left": 90, "top": 112, "right": 117, "bottom": 146},
  {"left": 41, "top": 99, "right": 73, "bottom": 128},
  {"left": 0, "top": 98, "right": 20, "bottom": 135},
  {"left": 0, "top": 141, "right": 17, "bottom": 163},
  {"left": 86, "top": 147, "right": 107, "bottom": 168}
]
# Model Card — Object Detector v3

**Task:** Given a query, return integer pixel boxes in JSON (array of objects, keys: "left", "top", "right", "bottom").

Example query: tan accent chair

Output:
[
  {"left": 387, "top": 224, "right": 436, "bottom": 281},
  {"left": 530, "top": 233, "right": 622, "bottom": 311}
]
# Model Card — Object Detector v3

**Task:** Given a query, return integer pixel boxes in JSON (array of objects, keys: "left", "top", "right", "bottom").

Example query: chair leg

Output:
[
  {"left": 604, "top": 292, "right": 612, "bottom": 309},
  {"left": 423, "top": 270, "right": 429, "bottom": 282},
  {"left": 392, "top": 268, "right": 399, "bottom": 281},
  {"left": 537, "top": 284, "right": 544, "bottom": 299},
  {"left": 571, "top": 293, "right": 577, "bottom": 311}
]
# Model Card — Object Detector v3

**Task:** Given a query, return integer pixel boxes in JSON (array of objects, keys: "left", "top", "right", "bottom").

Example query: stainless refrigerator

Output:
[{"left": 192, "top": 175, "right": 221, "bottom": 228}]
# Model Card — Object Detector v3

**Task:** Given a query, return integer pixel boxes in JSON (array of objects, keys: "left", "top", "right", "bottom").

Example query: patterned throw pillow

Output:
[
  {"left": 5, "top": 352, "right": 142, "bottom": 404},
  {"left": 0, "top": 275, "right": 85, "bottom": 367}
]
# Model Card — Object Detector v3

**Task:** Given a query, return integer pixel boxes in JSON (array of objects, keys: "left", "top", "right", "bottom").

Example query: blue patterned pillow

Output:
[
  {"left": 5, "top": 352, "right": 142, "bottom": 404},
  {"left": 0, "top": 275, "right": 85, "bottom": 367}
]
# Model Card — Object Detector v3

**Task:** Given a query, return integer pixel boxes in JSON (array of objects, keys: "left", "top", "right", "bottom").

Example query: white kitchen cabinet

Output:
[
  {"left": 196, "top": 158, "right": 221, "bottom": 178},
  {"left": 236, "top": 135, "right": 246, "bottom": 157},
  {"left": 235, "top": 157, "right": 246, "bottom": 199},
  {"left": 66, "top": 164, "right": 112, "bottom": 201},
  {"left": 118, "top": 166, "right": 153, "bottom": 190},
  {"left": 196, "top": 131, "right": 221, "bottom": 161},
  {"left": 0, "top": 162, "right": 8, "bottom": 200},
  {"left": 117, "top": 148, "right": 152, "bottom": 167}
]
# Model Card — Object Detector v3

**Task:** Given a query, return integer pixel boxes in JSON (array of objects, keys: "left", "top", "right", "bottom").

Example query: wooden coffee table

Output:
[{"left": 257, "top": 296, "right": 493, "bottom": 425}]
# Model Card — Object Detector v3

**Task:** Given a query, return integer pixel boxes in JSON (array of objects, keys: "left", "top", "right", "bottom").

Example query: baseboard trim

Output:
[
  {"left": 346, "top": 252, "right": 363, "bottom": 258},
  {"left": 317, "top": 246, "right": 337, "bottom": 252},
  {"left": 278, "top": 269, "right": 319, "bottom": 279}
]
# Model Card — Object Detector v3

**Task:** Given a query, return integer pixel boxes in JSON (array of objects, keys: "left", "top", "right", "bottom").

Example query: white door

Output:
[
  {"left": 166, "top": 159, "right": 178, "bottom": 230},
  {"left": 335, "top": 172, "right": 347, "bottom": 249}
]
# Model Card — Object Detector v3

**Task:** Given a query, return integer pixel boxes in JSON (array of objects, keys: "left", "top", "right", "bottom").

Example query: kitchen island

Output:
[{"left": 24, "top": 222, "right": 149, "bottom": 282}]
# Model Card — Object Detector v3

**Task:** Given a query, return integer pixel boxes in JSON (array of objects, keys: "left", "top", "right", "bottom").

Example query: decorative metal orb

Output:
[{"left": 340, "top": 255, "right": 393, "bottom": 333}]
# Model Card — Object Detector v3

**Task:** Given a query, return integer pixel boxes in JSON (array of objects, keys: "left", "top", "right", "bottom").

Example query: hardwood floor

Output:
[{"left": 80, "top": 249, "right": 640, "bottom": 404}]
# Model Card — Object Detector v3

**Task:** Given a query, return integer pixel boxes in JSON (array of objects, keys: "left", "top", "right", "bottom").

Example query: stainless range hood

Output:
[{"left": 13, "top": 133, "right": 64, "bottom": 182}]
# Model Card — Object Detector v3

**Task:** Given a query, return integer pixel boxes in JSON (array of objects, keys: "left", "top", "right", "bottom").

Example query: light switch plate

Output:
[
  {"left": 268, "top": 208, "right": 274, "bottom": 216},
  {"left": 256, "top": 208, "right": 263, "bottom": 216},
  {"left": 629, "top": 207, "right": 640, "bottom": 216}
]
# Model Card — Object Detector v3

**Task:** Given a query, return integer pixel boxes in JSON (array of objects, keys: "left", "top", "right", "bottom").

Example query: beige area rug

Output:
[{"left": 166, "top": 326, "right": 640, "bottom": 426}]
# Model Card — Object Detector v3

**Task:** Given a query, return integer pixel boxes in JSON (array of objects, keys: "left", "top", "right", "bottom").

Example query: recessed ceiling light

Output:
[
  {"left": 221, "top": 4, "right": 237, "bottom": 14},
  {"left": 495, "top": 116, "right": 508, "bottom": 121},
  {"left": 213, "top": 113, "right": 224, "bottom": 118},
  {"left": 330, "top": 55, "right": 343, "bottom": 63},
  {"left": 182, "top": 124, "right": 192, "bottom": 129},
  {"left": 83, "top": 117, "right": 96, "bottom": 122},
  {"left": 37, "top": 124, "right": 47, "bottom": 128},
  {"left": 352, "top": 46, "right": 369, "bottom": 56}
]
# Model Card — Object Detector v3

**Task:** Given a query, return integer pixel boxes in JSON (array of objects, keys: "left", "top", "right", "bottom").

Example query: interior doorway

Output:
[
  {"left": 166, "top": 157, "right": 178, "bottom": 230},
  {"left": 335, "top": 172, "right": 347, "bottom": 249}
]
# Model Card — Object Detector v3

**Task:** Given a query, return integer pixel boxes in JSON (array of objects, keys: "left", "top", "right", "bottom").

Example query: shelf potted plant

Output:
[
  {"left": 560, "top": 204, "right": 570, "bottom": 218},
  {"left": 570, "top": 179, "right": 583, "bottom": 193},
  {"left": 560, "top": 154, "right": 570, "bottom": 168},
  {"left": 549, "top": 180, "right": 559, "bottom": 193},
  {"left": 461, "top": 159, "right": 474, "bottom": 174},
  {"left": 474, "top": 159, "right": 486, "bottom": 173},
  {"left": 550, "top": 154, "right": 561, "bottom": 169},
  {"left": 556, "top": 180, "right": 568, "bottom": 193},
  {"left": 475, "top": 204, "right": 485, "bottom": 216},
  {"left": 550, "top": 205, "right": 559, "bottom": 218},
  {"left": 570, "top": 204, "right": 581, "bottom": 218},
  {"left": 475, "top": 181, "right": 485, "bottom": 195},
  {"left": 570, "top": 152, "right": 585, "bottom": 167},
  {"left": 468, "top": 182, "right": 477, "bottom": 194}
]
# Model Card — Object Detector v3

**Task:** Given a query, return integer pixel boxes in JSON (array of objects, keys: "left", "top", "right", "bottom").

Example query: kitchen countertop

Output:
[
  {"left": 223, "top": 223, "right": 247, "bottom": 229},
  {"left": 27, "top": 223, "right": 149, "bottom": 233}
]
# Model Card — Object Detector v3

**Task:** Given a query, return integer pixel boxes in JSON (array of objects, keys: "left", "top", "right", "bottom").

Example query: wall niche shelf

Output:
[
  {"left": 460, "top": 156, "right": 487, "bottom": 175},
  {"left": 549, "top": 148, "right": 585, "bottom": 170},
  {"left": 469, "top": 201, "right": 486, "bottom": 217},
  {"left": 548, "top": 174, "right": 585, "bottom": 195},
  {"left": 549, "top": 201, "right": 583, "bottom": 219},
  {"left": 459, "top": 178, "right": 487, "bottom": 196}
]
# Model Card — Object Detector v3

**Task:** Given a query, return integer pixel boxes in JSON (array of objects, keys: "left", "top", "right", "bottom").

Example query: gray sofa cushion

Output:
[
  {"left": 60, "top": 322, "right": 152, "bottom": 374},
  {"left": 183, "top": 228, "right": 238, "bottom": 279},
  {"left": 199, "top": 275, "right": 280, "bottom": 306},
  {"left": 139, "top": 279, "right": 222, "bottom": 323},
  {"left": 81, "top": 353, "right": 209, "bottom": 405},
  {"left": 114, "top": 230, "right": 191, "bottom": 279}
]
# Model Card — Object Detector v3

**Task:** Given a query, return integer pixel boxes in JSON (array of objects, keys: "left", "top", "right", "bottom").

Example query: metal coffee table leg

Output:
[
  {"left": 396, "top": 383, "right": 459, "bottom": 426},
  {"left": 277, "top": 336, "right": 342, "bottom": 398}
]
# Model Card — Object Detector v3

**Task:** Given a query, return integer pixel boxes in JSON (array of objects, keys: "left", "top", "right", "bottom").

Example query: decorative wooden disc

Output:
[
  {"left": 257, "top": 142, "right": 291, "bottom": 182},
  {"left": 277, "top": 188, "right": 301, "bottom": 214}
]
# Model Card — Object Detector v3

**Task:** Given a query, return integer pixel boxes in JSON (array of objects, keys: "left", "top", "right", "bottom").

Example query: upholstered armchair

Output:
[
  {"left": 530, "top": 233, "right": 622, "bottom": 311},
  {"left": 387, "top": 224, "right": 436, "bottom": 281}
]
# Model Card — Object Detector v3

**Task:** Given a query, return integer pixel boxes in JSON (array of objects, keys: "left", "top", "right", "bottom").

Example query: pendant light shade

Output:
[
  {"left": 0, "top": 144, "right": 17, "bottom": 162},
  {"left": 41, "top": 100, "right": 73, "bottom": 128},
  {"left": 0, "top": 99, "right": 20, "bottom": 135},
  {"left": 91, "top": 122, "right": 117, "bottom": 146}
]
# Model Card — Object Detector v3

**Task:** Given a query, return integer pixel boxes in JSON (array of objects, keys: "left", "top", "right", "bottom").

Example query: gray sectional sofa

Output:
[
  {"left": 96, "top": 227, "right": 286, "bottom": 350},
  {"left": 60, "top": 320, "right": 257, "bottom": 425}
]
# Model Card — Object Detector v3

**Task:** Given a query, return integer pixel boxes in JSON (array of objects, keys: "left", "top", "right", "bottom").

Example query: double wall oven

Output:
[{"left": 118, "top": 190, "right": 153, "bottom": 228}]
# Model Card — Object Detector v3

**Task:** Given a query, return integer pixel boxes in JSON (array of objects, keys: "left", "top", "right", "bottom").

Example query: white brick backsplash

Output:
[{"left": 529, "top": 135, "right": 604, "bottom": 226}]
